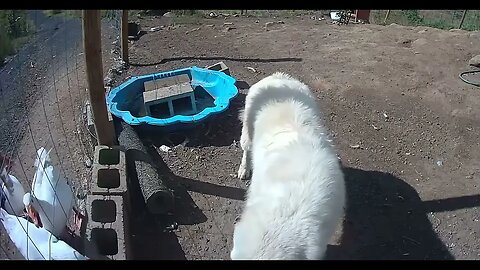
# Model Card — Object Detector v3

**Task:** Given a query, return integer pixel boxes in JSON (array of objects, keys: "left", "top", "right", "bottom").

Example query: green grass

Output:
[
  {"left": 200, "top": 10, "right": 319, "bottom": 18},
  {"left": 0, "top": 10, "right": 32, "bottom": 65},
  {"left": 126, "top": 10, "right": 323, "bottom": 25},
  {"left": 43, "top": 10, "right": 121, "bottom": 20},
  {"left": 44, "top": 10, "right": 81, "bottom": 18},
  {"left": 370, "top": 10, "right": 480, "bottom": 31},
  {"left": 128, "top": 9, "right": 321, "bottom": 21},
  {"left": 0, "top": 31, "right": 14, "bottom": 63}
]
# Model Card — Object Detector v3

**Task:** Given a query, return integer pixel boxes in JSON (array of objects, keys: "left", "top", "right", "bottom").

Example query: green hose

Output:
[{"left": 459, "top": 69, "right": 480, "bottom": 87}]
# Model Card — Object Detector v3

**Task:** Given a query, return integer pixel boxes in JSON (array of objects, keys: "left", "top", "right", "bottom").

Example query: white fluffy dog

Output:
[{"left": 231, "top": 72, "right": 345, "bottom": 260}]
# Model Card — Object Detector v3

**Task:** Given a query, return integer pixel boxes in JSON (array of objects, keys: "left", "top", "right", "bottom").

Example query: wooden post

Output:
[
  {"left": 82, "top": 10, "right": 115, "bottom": 146},
  {"left": 383, "top": 10, "right": 391, "bottom": 24},
  {"left": 458, "top": 10, "right": 467, "bottom": 29},
  {"left": 121, "top": 10, "right": 129, "bottom": 64}
]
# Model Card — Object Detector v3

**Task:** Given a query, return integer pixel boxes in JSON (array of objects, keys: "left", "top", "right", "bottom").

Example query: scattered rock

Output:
[
  {"left": 185, "top": 27, "right": 200, "bottom": 34},
  {"left": 469, "top": 31, "right": 480, "bottom": 39},
  {"left": 264, "top": 21, "right": 284, "bottom": 30},
  {"left": 246, "top": 66, "right": 256, "bottom": 73},
  {"left": 163, "top": 12, "right": 174, "bottom": 18},
  {"left": 223, "top": 26, "right": 235, "bottom": 32},
  {"left": 412, "top": 38, "right": 428, "bottom": 47},
  {"left": 164, "top": 222, "right": 179, "bottom": 232},
  {"left": 84, "top": 156, "right": 92, "bottom": 168},
  {"left": 449, "top": 28, "right": 465, "bottom": 33},
  {"left": 159, "top": 145, "right": 171, "bottom": 152},
  {"left": 104, "top": 75, "right": 114, "bottom": 87},
  {"left": 468, "top": 54, "right": 480, "bottom": 68}
]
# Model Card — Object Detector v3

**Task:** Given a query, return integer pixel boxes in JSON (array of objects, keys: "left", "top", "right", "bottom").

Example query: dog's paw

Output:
[{"left": 237, "top": 164, "right": 251, "bottom": 180}]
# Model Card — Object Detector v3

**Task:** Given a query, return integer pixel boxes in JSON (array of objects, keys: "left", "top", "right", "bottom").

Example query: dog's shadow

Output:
[{"left": 326, "top": 167, "right": 457, "bottom": 260}]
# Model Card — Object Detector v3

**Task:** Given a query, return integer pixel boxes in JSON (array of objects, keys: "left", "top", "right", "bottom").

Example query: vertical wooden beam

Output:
[
  {"left": 458, "top": 10, "right": 467, "bottom": 29},
  {"left": 82, "top": 10, "right": 115, "bottom": 146},
  {"left": 121, "top": 10, "right": 129, "bottom": 64}
]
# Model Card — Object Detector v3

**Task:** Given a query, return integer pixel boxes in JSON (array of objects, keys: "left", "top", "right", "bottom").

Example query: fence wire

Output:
[{"left": 0, "top": 9, "right": 121, "bottom": 260}]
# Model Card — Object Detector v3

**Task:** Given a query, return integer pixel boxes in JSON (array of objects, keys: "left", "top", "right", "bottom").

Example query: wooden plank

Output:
[
  {"left": 121, "top": 10, "right": 129, "bottom": 63},
  {"left": 458, "top": 10, "right": 467, "bottom": 29},
  {"left": 82, "top": 10, "right": 115, "bottom": 146}
]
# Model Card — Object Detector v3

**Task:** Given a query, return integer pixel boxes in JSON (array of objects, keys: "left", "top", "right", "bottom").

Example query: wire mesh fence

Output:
[{"left": 0, "top": 9, "right": 122, "bottom": 260}]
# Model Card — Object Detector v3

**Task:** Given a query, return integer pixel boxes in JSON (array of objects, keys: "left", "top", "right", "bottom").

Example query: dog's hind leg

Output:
[{"left": 238, "top": 107, "right": 253, "bottom": 180}]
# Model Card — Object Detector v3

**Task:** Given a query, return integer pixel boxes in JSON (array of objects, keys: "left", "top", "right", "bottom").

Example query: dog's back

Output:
[{"left": 231, "top": 73, "right": 345, "bottom": 260}]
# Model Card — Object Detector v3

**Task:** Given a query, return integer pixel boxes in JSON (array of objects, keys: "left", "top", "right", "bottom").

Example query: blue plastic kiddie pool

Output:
[{"left": 107, "top": 66, "right": 238, "bottom": 129}]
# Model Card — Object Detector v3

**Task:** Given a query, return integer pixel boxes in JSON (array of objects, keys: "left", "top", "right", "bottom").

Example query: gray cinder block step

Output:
[
  {"left": 84, "top": 195, "right": 129, "bottom": 260},
  {"left": 91, "top": 146, "right": 127, "bottom": 197}
]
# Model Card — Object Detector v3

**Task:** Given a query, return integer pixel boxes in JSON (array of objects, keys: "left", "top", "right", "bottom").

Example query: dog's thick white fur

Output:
[{"left": 231, "top": 72, "right": 345, "bottom": 260}]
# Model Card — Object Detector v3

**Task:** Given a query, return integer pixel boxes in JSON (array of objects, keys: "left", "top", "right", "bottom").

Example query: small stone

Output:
[
  {"left": 84, "top": 157, "right": 92, "bottom": 168},
  {"left": 468, "top": 55, "right": 480, "bottom": 68},
  {"left": 163, "top": 12, "right": 174, "bottom": 18}
]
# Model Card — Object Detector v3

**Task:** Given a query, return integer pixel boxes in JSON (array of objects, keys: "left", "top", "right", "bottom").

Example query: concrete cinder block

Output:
[
  {"left": 143, "top": 74, "right": 191, "bottom": 92},
  {"left": 85, "top": 195, "right": 129, "bottom": 260},
  {"left": 206, "top": 61, "right": 230, "bottom": 75},
  {"left": 91, "top": 146, "right": 127, "bottom": 196},
  {"left": 143, "top": 82, "right": 197, "bottom": 117}
]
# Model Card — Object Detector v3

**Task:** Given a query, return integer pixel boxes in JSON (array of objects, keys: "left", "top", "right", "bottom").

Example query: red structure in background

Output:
[{"left": 355, "top": 10, "right": 371, "bottom": 23}]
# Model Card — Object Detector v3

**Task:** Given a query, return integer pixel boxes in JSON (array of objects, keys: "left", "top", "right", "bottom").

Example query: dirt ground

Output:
[
  {"left": 109, "top": 14, "right": 480, "bottom": 260},
  {"left": 1, "top": 11, "right": 480, "bottom": 260}
]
